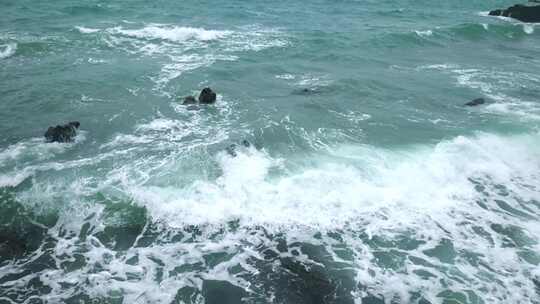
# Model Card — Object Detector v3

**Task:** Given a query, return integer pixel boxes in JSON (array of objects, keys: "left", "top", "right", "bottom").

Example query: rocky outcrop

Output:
[
  {"left": 226, "top": 140, "right": 252, "bottom": 157},
  {"left": 182, "top": 96, "right": 197, "bottom": 105},
  {"left": 489, "top": 4, "right": 540, "bottom": 23},
  {"left": 292, "top": 87, "right": 330, "bottom": 96},
  {"left": 198, "top": 87, "right": 217, "bottom": 104},
  {"left": 465, "top": 98, "right": 486, "bottom": 107},
  {"left": 44, "top": 121, "right": 80, "bottom": 143},
  {"left": 182, "top": 88, "right": 217, "bottom": 105}
]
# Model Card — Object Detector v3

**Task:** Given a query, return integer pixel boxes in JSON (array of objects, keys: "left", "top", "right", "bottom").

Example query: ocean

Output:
[{"left": 1, "top": 0, "right": 539, "bottom": 303}]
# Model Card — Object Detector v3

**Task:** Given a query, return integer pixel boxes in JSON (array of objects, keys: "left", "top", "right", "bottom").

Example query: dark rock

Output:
[
  {"left": 226, "top": 144, "right": 238, "bottom": 157},
  {"left": 489, "top": 4, "right": 540, "bottom": 23},
  {"left": 44, "top": 121, "right": 80, "bottom": 143},
  {"left": 225, "top": 140, "right": 255, "bottom": 157},
  {"left": 241, "top": 139, "right": 251, "bottom": 147},
  {"left": 465, "top": 98, "right": 486, "bottom": 107},
  {"left": 489, "top": 9, "right": 503, "bottom": 16},
  {"left": 198, "top": 87, "right": 217, "bottom": 104},
  {"left": 293, "top": 87, "right": 320, "bottom": 96},
  {"left": 182, "top": 95, "right": 197, "bottom": 105}
]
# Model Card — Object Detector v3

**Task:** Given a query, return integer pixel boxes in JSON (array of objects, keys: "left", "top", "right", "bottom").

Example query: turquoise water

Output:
[{"left": 1, "top": 0, "right": 540, "bottom": 303}]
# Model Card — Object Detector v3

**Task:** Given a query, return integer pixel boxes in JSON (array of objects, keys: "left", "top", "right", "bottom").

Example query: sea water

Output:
[{"left": 0, "top": 0, "right": 539, "bottom": 303}]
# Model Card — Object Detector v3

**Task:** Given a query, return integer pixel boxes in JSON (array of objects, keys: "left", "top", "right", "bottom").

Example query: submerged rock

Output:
[
  {"left": 198, "top": 87, "right": 217, "bottom": 104},
  {"left": 44, "top": 121, "right": 80, "bottom": 143},
  {"left": 489, "top": 4, "right": 540, "bottom": 23},
  {"left": 292, "top": 87, "right": 323, "bottom": 96},
  {"left": 225, "top": 139, "right": 255, "bottom": 157},
  {"left": 182, "top": 95, "right": 197, "bottom": 105},
  {"left": 226, "top": 144, "right": 238, "bottom": 157},
  {"left": 464, "top": 98, "right": 486, "bottom": 107}
]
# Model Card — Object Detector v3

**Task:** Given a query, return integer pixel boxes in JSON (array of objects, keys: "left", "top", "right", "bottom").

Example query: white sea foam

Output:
[
  {"left": 153, "top": 54, "right": 237, "bottom": 91},
  {"left": 275, "top": 74, "right": 295, "bottom": 80},
  {"left": 0, "top": 171, "right": 33, "bottom": 188},
  {"left": 0, "top": 133, "right": 87, "bottom": 187},
  {"left": 108, "top": 25, "right": 232, "bottom": 42},
  {"left": 80, "top": 23, "right": 287, "bottom": 94},
  {"left": 417, "top": 63, "right": 460, "bottom": 70},
  {"left": 126, "top": 132, "right": 540, "bottom": 228},
  {"left": 99, "top": 134, "right": 153, "bottom": 149},
  {"left": 329, "top": 110, "right": 371, "bottom": 124},
  {"left": 0, "top": 138, "right": 74, "bottom": 164},
  {"left": 0, "top": 43, "right": 17, "bottom": 59},
  {"left": 484, "top": 101, "right": 540, "bottom": 120},
  {"left": 523, "top": 24, "right": 535, "bottom": 34},
  {"left": 415, "top": 30, "right": 433, "bottom": 37},
  {"left": 2, "top": 131, "right": 540, "bottom": 302},
  {"left": 75, "top": 26, "right": 101, "bottom": 34},
  {"left": 420, "top": 63, "right": 540, "bottom": 121},
  {"left": 87, "top": 57, "right": 107, "bottom": 64},
  {"left": 297, "top": 74, "right": 332, "bottom": 87}
]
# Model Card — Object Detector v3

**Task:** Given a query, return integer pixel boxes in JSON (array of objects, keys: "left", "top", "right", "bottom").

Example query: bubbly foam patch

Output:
[
  {"left": 75, "top": 26, "right": 100, "bottom": 34},
  {"left": 0, "top": 133, "right": 87, "bottom": 188},
  {"left": 152, "top": 54, "right": 238, "bottom": 89},
  {"left": 420, "top": 63, "right": 540, "bottom": 121},
  {"left": 0, "top": 43, "right": 16, "bottom": 59},
  {"left": 415, "top": 29, "right": 433, "bottom": 37},
  {"left": 523, "top": 24, "right": 535, "bottom": 35},
  {"left": 108, "top": 25, "right": 232, "bottom": 42},
  {"left": 126, "top": 132, "right": 540, "bottom": 228},
  {"left": 1, "top": 131, "right": 540, "bottom": 303},
  {"left": 77, "top": 22, "right": 287, "bottom": 94}
]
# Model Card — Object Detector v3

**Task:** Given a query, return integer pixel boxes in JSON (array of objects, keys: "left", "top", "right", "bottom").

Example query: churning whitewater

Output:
[{"left": 1, "top": 0, "right": 540, "bottom": 303}]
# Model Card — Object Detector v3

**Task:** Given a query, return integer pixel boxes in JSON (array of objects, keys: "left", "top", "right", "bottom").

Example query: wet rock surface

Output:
[{"left": 489, "top": 4, "right": 540, "bottom": 23}]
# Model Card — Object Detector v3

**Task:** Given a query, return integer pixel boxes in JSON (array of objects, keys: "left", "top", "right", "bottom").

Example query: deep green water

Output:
[{"left": 1, "top": 0, "right": 540, "bottom": 303}]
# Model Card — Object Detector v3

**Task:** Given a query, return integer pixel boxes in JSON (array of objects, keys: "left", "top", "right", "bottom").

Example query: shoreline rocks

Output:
[
  {"left": 489, "top": 4, "right": 540, "bottom": 23},
  {"left": 44, "top": 121, "right": 80, "bottom": 143}
]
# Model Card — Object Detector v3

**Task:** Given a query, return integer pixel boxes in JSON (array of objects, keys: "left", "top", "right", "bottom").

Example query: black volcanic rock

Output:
[
  {"left": 489, "top": 4, "right": 540, "bottom": 22},
  {"left": 182, "top": 95, "right": 197, "bottom": 105},
  {"left": 465, "top": 98, "right": 486, "bottom": 107},
  {"left": 44, "top": 121, "right": 80, "bottom": 143},
  {"left": 198, "top": 87, "right": 217, "bottom": 104}
]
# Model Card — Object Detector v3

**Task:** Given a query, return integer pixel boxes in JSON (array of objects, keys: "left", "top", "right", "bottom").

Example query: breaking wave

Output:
[{"left": 1, "top": 129, "right": 539, "bottom": 303}]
